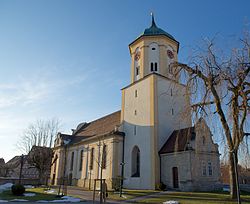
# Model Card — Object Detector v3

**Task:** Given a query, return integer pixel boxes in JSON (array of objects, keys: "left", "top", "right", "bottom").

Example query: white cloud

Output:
[{"left": 0, "top": 71, "right": 89, "bottom": 109}]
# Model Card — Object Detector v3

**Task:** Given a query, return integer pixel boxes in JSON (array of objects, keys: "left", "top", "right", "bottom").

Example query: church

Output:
[{"left": 50, "top": 16, "right": 221, "bottom": 191}]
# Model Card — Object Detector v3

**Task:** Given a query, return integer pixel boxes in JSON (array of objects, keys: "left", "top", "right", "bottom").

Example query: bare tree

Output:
[
  {"left": 17, "top": 118, "right": 61, "bottom": 153},
  {"left": 27, "top": 145, "right": 53, "bottom": 185},
  {"left": 172, "top": 32, "right": 250, "bottom": 198}
]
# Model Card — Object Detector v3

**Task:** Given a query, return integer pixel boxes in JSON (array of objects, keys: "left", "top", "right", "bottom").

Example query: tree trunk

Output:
[{"left": 229, "top": 151, "right": 237, "bottom": 199}]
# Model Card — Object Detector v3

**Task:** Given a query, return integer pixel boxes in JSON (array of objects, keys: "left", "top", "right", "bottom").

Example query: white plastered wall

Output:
[
  {"left": 156, "top": 75, "right": 192, "bottom": 149},
  {"left": 122, "top": 76, "right": 156, "bottom": 189}
]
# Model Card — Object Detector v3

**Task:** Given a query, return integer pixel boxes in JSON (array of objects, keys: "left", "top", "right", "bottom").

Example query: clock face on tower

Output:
[
  {"left": 134, "top": 51, "right": 141, "bottom": 61},
  {"left": 167, "top": 50, "right": 174, "bottom": 59}
]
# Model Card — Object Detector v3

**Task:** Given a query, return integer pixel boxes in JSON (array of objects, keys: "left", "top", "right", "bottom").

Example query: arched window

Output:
[
  {"left": 79, "top": 150, "right": 84, "bottom": 171},
  {"left": 90, "top": 148, "right": 94, "bottom": 170},
  {"left": 102, "top": 145, "right": 107, "bottom": 169},
  {"left": 131, "top": 146, "right": 140, "bottom": 177},
  {"left": 70, "top": 152, "right": 74, "bottom": 171},
  {"left": 134, "top": 47, "right": 141, "bottom": 81}
]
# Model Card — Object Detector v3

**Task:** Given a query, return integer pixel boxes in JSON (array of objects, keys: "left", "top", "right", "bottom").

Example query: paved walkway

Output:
[
  {"left": 66, "top": 186, "right": 173, "bottom": 203},
  {"left": 1, "top": 186, "right": 172, "bottom": 203}
]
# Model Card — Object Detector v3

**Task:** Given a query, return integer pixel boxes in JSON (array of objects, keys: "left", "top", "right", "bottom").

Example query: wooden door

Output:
[{"left": 172, "top": 167, "right": 179, "bottom": 188}]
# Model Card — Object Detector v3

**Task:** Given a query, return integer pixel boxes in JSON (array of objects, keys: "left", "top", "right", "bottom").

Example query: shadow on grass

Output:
[{"left": 0, "top": 190, "right": 59, "bottom": 201}]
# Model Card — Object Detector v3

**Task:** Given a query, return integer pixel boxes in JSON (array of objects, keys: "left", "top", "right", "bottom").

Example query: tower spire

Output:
[{"left": 150, "top": 12, "right": 156, "bottom": 27}]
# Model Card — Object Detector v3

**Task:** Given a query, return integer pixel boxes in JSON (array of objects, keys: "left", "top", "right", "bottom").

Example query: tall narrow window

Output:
[
  {"left": 151, "top": 63, "right": 154, "bottom": 71},
  {"left": 202, "top": 161, "right": 206, "bottom": 176},
  {"left": 134, "top": 110, "right": 137, "bottom": 115},
  {"left": 202, "top": 136, "right": 205, "bottom": 145},
  {"left": 102, "top": 145, "right": 107, "bottom": 169},
  {"left": 154, "top": 63, "right": 158, "bottom": 71},
  {"left": 171, "top": 108, "right": 174, "bottom": 115},
  {"left": 208, "top": 162, "right": 212, "bottom": 176},
  {"left": 70, "top": 152, "right": 74, "bottom": 171},
  {"left": 90, "top": 148, "right": 94, "bottom": 170},
  {"left": 136, "top": 66, "right": 140, "bottom": 76},
  {"left": 131, "top": 146, "right": 140, "bottom": 177},
  {"left": 170, "top": 89, "right": 173, "bottom": 96},
  {"left": 135, "top": 90, "right": 137, "bottom": 98},
  {"left": 134, "top": 125, "right": 136, "bottom": 135},
  {"left": 79, "top": 150, "right": 84, "bottom": 171}
]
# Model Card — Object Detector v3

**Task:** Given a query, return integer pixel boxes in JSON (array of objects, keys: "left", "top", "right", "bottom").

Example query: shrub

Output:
[
  {"left": 156, "top": 182, "right": 166, "bottom": 191},
  {"left": 11, "top": 184, "right": 25, "bottom": 196}
]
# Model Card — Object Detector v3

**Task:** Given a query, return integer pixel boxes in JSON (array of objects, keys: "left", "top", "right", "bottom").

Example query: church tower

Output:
[{"left": 121, "top": 15, "right": 192, "bottom": 189}]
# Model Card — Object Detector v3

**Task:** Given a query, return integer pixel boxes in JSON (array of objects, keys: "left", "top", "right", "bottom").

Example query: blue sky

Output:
[{"left": 0, "top": 0, "right": 249, "bottom": 162}]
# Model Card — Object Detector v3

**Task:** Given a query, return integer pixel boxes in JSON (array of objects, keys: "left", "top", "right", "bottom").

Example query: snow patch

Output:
[
  {"left": 24, "top": 193, "right": 36, "bottom": 197},
  {"left": 36, "top": 196, "right": 81, "bottom": 203},
  {"left": 0, "top": 200, "right": 9, "bottom": 203},
  {"left": 45, "top": 189, "right": 55, "bottom": 194},
  {"left": 0, "top": 183, "right": 13, "bottom": 193},
  {"left": 163, "top": 201, "right": 179, "bottom": 204},
  {"left": 24, "top": 185, "right": 35, "bottom": 189},
  {"left": 11, "top": 199, "right": 29, "bottom": 202}
]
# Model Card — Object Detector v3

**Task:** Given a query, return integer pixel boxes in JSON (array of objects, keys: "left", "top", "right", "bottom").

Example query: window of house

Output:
[
  {"left": 131, "top": 146, "right": 140, "bottom": 177},
  {"left": 102, "top": 145, "right": 107, "bottom": 169},
  {"left": 70, "top": 152, "right": 74, "bottom": 171},
  {"left": 135, "top": 90, "right": 137, "bottom": 98},
  {"left": 208, "top": 162, "right": 212, "bottom": 176},
  {"left": 202, "top": 161, "right": 206, "bottom": 176},
  {"left": 79, "top": 150, "right": 84, "bottom": 171},
  {"left": 202, "top": 136, "right": 205, "bottom": 145},
  {"left": 89, "top": 148, "right": 94, "bottom": 170}
]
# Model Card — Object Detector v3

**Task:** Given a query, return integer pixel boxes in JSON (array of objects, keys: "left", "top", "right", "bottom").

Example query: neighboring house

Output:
[
  {"left": 0, "top": 158, "right": 5, "bottom": 177},
  {"left": 159, "top": 119, "right": 220, "bottom": 191},
  {"left": 4, "top": 155, "right": 38, "bottom": 179},
  {"left": 51, "top": 16, "right": 221, "bottom": 191},
  {"left": 3, "top": 146, "right": 52, "bottom": 185},
  {"left": 221, "top": 164, "right": 250, "bottom": 184}
]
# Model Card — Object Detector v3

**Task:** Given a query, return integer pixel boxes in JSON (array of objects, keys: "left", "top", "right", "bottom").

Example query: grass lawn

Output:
[
  {"left": 0, "top": 187, "right": 60, "bottom": 201},
  {"left": 137, "top": 191, "right": 250, "bottom": 204}
]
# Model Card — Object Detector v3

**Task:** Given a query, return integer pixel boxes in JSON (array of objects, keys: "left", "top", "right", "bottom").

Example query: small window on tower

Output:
[
  {"left": 134, "top": 110, "right": 137, "bottom": 115},
  {"left": 136, "top": 66, "right": 140, "bottom": 76},
  {"left": 135, "top": 90, "right": 137, "bottom": 97},
  {"left": 155, "top": 63, "right": 157, "bottom": 71},
  {"left": 134, "top": 126, "right": 136, "bottom": 135},
  {"left": 152, "top": 47, "right": 156, "bottom": 50},
  {"left": 171, "top": 108, "right": 174, "bottom": 115},
  {"left": 170, "top": 89, "right": 173, "bottom": 96},
  {"left": 151, "top": 63, "right": 154, "bottom": 72}
]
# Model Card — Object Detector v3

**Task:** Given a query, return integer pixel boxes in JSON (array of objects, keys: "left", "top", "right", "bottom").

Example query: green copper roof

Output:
[{"left": 141, "top": 15, "right": 176, "bottom": 41}]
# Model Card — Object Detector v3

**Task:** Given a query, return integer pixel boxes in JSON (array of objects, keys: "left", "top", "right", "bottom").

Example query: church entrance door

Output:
[{"left": 172, "top": 167, "right": 179, "bottom": 188}]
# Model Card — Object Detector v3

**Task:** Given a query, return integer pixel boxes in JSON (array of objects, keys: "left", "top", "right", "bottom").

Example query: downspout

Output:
[
  {"left": 119, "top": 134, "right": 125, "bottom": 197},
  {"left": 159, "top": 152, "right": 162, "bottom": 184}
]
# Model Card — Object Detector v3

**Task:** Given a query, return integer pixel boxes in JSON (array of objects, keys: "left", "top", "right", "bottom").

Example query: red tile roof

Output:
[
  {"left": 74, "top": 110, "right": 121, "bottom": 137},
  {"left": 159, "top": 127, "right": 195, "bottom": 154}
]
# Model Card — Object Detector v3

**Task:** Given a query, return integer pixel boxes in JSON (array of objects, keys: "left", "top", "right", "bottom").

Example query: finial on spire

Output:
[{"left": 150, "top": 12, "right": 156, "bottom": 27}]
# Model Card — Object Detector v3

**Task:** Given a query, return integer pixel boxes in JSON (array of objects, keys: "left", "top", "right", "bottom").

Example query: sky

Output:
[{"left": 0, "top": 0, "right": 249, "bottom": 162}]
